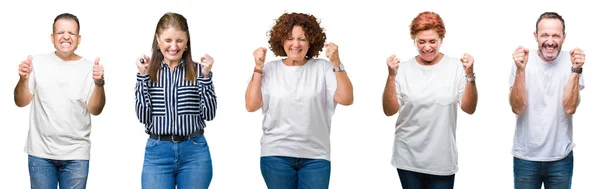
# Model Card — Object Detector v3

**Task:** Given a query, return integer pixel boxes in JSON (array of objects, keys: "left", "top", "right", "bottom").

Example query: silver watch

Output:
[
  {"left": 466, "top": 73, "right": 476, "bottom": 82},
  {"left": 333, "top": 63, "right": 345, "bottom": 72}
]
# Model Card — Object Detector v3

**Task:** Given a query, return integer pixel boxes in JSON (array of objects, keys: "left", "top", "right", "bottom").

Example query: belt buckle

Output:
[{"left": 172, "top": 135, "right": 183, "bottom": 143}]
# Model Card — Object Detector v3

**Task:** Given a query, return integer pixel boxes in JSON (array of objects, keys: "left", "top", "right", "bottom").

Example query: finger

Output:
[
  {"left": 27, "top": 55, "right": 33, "bottom": 65},
  {"left": 94, "top": 57, "right": 100, "bottom": 65}
]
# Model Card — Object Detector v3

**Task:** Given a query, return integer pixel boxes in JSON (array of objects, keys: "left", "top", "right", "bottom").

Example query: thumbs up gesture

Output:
[
  {"left": 200, "top": 54, "right": 214, "bottom": 78},
  {"left": 513, "top": 46, "right": 529, "bottom": 70},
  {"left": 93, "top": 57, "right": 105, "bottom": 86},
  {"left": 18, "top": 55, "right": 33, "bottom": 80}
]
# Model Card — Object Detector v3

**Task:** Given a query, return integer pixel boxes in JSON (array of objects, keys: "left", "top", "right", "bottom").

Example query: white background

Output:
[{"left": 0, "top": 0, "right": 597, "bottom": 188}]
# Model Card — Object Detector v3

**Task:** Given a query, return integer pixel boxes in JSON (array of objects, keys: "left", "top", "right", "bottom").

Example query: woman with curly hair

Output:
[
  {"left": 382, "top": 11, "right": 478, "bottom": 189},
  {"left": 245, "top": 12, "right": 354, "bottom": 189}
]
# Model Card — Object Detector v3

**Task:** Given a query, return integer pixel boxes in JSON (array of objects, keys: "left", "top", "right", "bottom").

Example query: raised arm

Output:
[
  {"left": 14, "top": 55, "right": 33, "bottom": 107},
  {"left": 245, "top": 47, "right": 266, "bottom": 112},
  {"left": 325, "top": 43, "right": 353, "bottom": 106},
  {"left": 562, "top": 48, "right": 585, "bottom": 115},
  {"left": 383, "top": 55, "right": 400, "bottom": 116},
  {"left": 509, "top": 46, "right": 529, "bottom": 115}
]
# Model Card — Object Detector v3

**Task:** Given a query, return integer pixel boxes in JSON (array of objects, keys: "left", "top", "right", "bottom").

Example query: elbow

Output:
[
  {"left": 15, "top": 101, "right": 28, "bottom": 107},
  {"left": 338, "top": 98, "right": 353, "bottom": 106},
  {"left": 246, "top": 104, "right": 259, "bottom": 112},
  {"left": 511, "top": 107, "right": 523, "bottom": 115},
  {"left": 383, "top": 107, "right": 398, "bottom": 117},
  {"left": 384, "top": 111, "right": 395, "bottom": 117},
  {"left": 89, "top": 109, "right": 102, "bottom": 116}
]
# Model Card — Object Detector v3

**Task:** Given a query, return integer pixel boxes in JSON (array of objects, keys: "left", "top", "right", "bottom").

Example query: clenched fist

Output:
[
  {"left": 136, "top": 55, "right": 150, "bottom": 75},
  {"left": 513, "top": 46, "right": 529, "bottom": 70},
  {"left": 461, "top": 53, "right": 474, "bottom": 76},
  {"left": 325, "top": 43, "right": 340, "bottom": 66},
  {"left": 387, "top": 54, "right": 400, "bottom": 76},
  {"left": 570, "top": 48, "right": 585, "bottom": 70},
  {"left": 253, "top": 47, "right": 267, "bottom": 70},
  {"left": 200, "top": 54, "right": 214, "bottom": 78}
]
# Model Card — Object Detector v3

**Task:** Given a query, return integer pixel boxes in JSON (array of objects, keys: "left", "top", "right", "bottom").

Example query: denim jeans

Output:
[
  {"left": 396, "top": 169, "right": 455, "bottom": 189},
  {"left": 514, "top": 151, "right": 573, "bottom": 189},
  {"left": 141, "top": 135, "right": 212, "bottom": 189},
  {"left": 28, "top": 155, "right": 89, "bottom": 189},
  {"left": 260, "top": 156, "right": 331, "bottom": 189}
]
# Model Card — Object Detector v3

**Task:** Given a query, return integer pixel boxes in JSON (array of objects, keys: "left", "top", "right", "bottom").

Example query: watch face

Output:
[{"left": 339, "top": 64, "right": 344, "bottom": 70}]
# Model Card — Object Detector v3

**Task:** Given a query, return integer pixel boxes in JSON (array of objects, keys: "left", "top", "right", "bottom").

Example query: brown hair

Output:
[
  {"left": 536, "top": 12, "right": 565, "bottom": 34},
  {"left": 53, "top": 13, "right": 80, "bottom": 33},
  {"left": 409, "top": 12, "right": 446, "bottom": 40},
  {"left": 268, "top": 12, "right": 326, "bottom": 58},
  {"left": 149, "top": 12, "right": 196, "bottom": 82}
]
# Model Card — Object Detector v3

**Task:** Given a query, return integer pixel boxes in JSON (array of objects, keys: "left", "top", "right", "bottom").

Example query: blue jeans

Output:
[
  {"left": 514, "top": 151, "right": 573, "bottom": 189},
  {"left": 141, "top": 135, "right": 212, "bottom": 189},
  {"left": 28, "top": 155, "right": 89, "bottom": 189},
  {"left": 260, "top": 156, "right": 331, "bottom": 189},
  {"left": 397, "top": 169, "right": 455, "bottom": 189}
]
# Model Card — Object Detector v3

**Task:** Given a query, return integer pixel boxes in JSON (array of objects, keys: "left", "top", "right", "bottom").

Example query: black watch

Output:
[{"left": 571, "top": 67, "right": 582, "bottom": 74}]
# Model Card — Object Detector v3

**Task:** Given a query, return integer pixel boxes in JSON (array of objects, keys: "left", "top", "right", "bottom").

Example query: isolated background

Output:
[{"left": 0, "top": 0, "right": 597, "bottom": 188}]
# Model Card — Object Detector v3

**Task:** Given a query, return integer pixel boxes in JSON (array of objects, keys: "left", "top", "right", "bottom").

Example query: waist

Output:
[{"left": 149, "top": 129, "right": 204, "bottom": 143}]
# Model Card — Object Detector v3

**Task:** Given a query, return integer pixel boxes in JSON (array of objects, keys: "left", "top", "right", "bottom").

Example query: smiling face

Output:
[
  {"left": 156, "top": 27, "right": 188, "bottom": 64},
  {"left": 535, "top": 18, "right": 565, "bottom": 61},
  {"left": 414, "top": 29, "right": 442, "bottom": 62},
  {"left": 283, "top": 25, "right": 310, "bottom": 61},
  {"left": 51, "top": 18, "right": 81, "bottom": 56}
]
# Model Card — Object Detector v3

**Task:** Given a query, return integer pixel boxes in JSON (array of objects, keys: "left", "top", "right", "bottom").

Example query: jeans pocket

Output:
[
  {"left": 146, "top": 138, "right": 158, "bottom": 148},
  {"left": 191, "top": 135, "right": 207, "bottom": 146}
]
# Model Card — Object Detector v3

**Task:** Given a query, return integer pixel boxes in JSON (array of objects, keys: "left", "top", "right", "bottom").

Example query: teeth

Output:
[{"left": 61, "top": 42, "right": 70, "bottom": 47}]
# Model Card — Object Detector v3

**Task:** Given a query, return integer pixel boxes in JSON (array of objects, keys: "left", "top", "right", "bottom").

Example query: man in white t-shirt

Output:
[
  {"left": 509, "top": 12, "right": 585, "bottom": 189},
  {"left": 13, "top": 13, "right": 106, "bottom": 189}
]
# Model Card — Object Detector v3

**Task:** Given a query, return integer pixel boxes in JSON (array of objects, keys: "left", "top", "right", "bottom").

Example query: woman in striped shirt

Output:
[{"left": 135, "top": 12, "right": 217, "bottom": 189}]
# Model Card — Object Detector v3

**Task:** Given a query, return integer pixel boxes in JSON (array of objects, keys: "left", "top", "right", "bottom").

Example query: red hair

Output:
[{"left": 410, "top": 12, "right": 446, "bottom": 40}]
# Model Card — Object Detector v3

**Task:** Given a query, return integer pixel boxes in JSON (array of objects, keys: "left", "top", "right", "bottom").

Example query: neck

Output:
[
  {"left": 54, "top": 51, "right": 80, "bottom": 61},
  {"left": 416, "top": 53, "right": 443, "bottom": 66},
  {"left": 283, "top": 57, "right": 308, "bottom": 66},
  {"left": 165, "top": 59, "right": 181, "bottom": 69},
  {"left": 537, "top": 50, "right": 559, "bottom": 62}
]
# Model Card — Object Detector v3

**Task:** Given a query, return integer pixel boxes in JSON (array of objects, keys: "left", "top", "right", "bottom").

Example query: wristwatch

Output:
[
  {"left": 466, "top": 73, "right": 476, "bottom": 82},
  {"left": 333, "top": 63, "right": 345, "bottom": 72},
  {"left": 571, "top": 67, "right": 582, "bottom": 74}
]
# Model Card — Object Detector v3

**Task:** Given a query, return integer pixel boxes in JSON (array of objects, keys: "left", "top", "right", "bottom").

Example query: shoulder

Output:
[
  {"left": 264, "top": 59, "right": 282, "bottom": 71},
  {"left": 311, "top": 58, "right": 332, "bottom": 69}
]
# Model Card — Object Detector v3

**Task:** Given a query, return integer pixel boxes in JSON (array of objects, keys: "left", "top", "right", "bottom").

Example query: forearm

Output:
[
  {"left": 562, "top": 73, "right": 580, "bottom": 115},
  {"left": 333, "top": 71, "right": 353, "bottom": 105},
  {"left": 509, "top": 70, "right": 527, "bottom": 114},
  {"left": 14, "top": 78, "right": 32, "bottom": 107},
  {"left": 87, "top": 85, "right": 106, "bottom": 115},
  {"left": 460, "top": 81, "right": 478, "bottom": 114},
  {"left": 198, "top": 75, "right": 217, "bottom": 121},
  {"left": 383, "top": 75, "right": 400, "bottom": 116},
  {"left": 245, "top": 72, "right": 263, "bottom": 112}
]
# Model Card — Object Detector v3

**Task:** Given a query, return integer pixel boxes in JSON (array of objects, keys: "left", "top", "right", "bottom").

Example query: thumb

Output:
[
  {"left": 27, "top": 55, "right": 33, "bottom": 65},
  {"left": 523, "top": 48, "right": 529, "bottom": 54},
  {"left": 94, "top": 57, "right": 100, "bottom": 65},
  {"left": 569, "top": 49, "right": 575, "bottom": 55}
]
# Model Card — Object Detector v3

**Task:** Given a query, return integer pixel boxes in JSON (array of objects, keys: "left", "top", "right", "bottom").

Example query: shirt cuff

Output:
[
  {"left": 197, "top": 72, "right": 213, "bottom": 85},
  {"left": 137, "top": 73, "right": 150, "bottom": 82}
]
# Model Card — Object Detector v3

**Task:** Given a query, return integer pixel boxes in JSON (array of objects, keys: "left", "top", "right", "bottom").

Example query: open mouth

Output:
[
  {"left": 167, "top": 49, "right": 180, "bottom": 56},
  {"left": 60, "top": 42, "right": 71, "bottom": 48}
]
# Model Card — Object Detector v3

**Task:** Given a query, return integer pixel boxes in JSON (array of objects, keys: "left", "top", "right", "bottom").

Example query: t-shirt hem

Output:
[
  {"left": 261, "top": 152, "right": 330, "bottom": 161},
  {"left": 392, "top": 163, "right": 457, "bottom": 176},
  {"left": 27, "top": 151, "right": 90, "bottom": 161},
  {"left": 512, "top": 149, "right": 573, "bottom": 162}
]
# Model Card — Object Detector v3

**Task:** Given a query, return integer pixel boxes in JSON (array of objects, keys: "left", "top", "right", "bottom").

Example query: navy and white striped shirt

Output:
[{"left": 135, "top": 61, "right": 216, "bottom": 136}]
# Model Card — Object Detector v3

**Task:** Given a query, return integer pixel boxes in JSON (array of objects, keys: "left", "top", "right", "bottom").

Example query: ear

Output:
[
  {"left": 50, "top": 33, "right": 53, "bottom": 44},
  {"left": 77, "top": 34, "right": 81, "bottom": 46}
]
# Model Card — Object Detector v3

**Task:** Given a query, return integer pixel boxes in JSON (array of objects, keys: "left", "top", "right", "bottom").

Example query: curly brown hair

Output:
[
  {"left": 409, "top": 11, "right": 446, "bottom": 40},
  {"left": 268, "top": 12, "right": 326, "bottom": 58}
]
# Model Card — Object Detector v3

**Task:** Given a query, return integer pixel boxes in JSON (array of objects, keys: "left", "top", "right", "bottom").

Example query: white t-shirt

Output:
[
  {"left": 392, "top": 56, "right": 466, "bottom": 176},
  {"left": 509, "top": 50, "right": 584, "bottom": 161},
  {"left": 25, "top": 52, "right": 95, "bottom": 160},
  {"left": 260, "top": 58, "right": 337, "bottom": 161}
]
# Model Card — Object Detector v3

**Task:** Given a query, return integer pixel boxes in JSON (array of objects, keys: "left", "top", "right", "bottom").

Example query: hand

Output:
[
  {"left": 253, "top": 47, "right": 266, "bottom": 69},
  {"left": 18, "top": 55, "right": 33, "bottom": 80},
  {"left": 325, "top": 43, "right": 340, "bottom": 66},
  {"left": 200, "top": 54, "right": 214, "bottom": 77},
  {"left": 570, "top": 48, "right": 585, "bottom": 70},
  {"left": 136, "top": 55, "right": 150, "bottom": 75},
  {"left": 387, "top": 54, "right": 400, "bottom": 76},
  {"left": 512, "top": 46, "right": 529, "bottom": 70},
  {"left": 461, "top": 53, "right": 474, "bottom": 76},
  {"left": 93, "top": 58, "right": 104, "bottom": 85}
]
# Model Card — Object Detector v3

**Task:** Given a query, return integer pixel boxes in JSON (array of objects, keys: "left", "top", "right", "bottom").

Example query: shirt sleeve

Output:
[
  {"left": 261, "top": 63, "right": 270, "bottom": 112},
  {"left": 509, "top": 62, "right": 517, "bottom": 89},
  {"left": 28, "top": 64, "right": 36, "bottom": 95},
  {"left": 324, "top": 60, "right": 338, "bottom": 111},
  {"left": 456, "top": 61, "right": 467, "bottom": 104},
  {"left": 197, "top": 66, "right": 217, "bottom": 121},
  {"left": 135, "top": 74, "right": 152, "bottom": 124}
]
